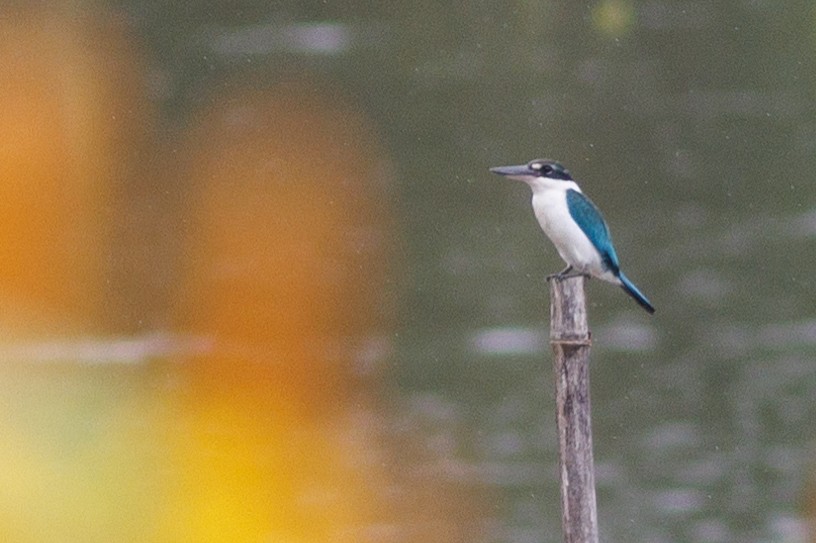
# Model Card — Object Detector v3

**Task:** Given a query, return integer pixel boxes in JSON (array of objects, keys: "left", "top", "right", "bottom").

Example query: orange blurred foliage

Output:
[
  {"left": 165, "top": 79, "right": 490, "bottom": 542},
  {"left": 0, "top": 5, "right": 491, "bottom": 541},
  {"left": 173, "top": 80, "right": 397, "bottom": 407},
  {"left": 165, "top": 79, "right": 396, "bottom": 541},
  {"left": 0, "top": 6, "right": 153, "bottom": 335}
]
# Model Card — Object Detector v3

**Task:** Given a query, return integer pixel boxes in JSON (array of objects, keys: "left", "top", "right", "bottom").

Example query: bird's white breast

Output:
[{"left": 528, "top": 183, "right": 610, "bottom": 280}]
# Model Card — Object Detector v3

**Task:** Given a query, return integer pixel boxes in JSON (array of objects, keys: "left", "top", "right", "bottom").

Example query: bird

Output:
[{"left": 489, "top": 158, "right": 655, "bottom": 314}]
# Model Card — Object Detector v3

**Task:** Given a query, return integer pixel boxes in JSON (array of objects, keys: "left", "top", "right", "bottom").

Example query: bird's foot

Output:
[{"left": 546, "top": 265, "right": 589, "bottom": 282}]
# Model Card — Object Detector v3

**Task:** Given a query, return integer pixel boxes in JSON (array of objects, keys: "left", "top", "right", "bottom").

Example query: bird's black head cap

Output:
[{"left": 527, "top": 159, "right": 572, "bottom": 180}]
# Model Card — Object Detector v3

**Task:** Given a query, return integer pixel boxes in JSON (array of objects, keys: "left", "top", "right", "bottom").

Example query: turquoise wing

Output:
[{"left": 565, "top": 189, "right": 620, "bottom": 272}]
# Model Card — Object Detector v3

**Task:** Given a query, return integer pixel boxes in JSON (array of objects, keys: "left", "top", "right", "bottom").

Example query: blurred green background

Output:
[{"left": 0, "top": 1, "right": 814, "bottom": 542}]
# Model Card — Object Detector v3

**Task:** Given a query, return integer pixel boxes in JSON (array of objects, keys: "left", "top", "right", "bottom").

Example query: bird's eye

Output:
[{"left": 541, "top": 165, "right": 552, "bottom": 174}]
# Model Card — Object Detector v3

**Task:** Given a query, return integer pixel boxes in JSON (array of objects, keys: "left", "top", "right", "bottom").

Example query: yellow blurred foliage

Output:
[
  {"left": 160, "top": 390, "right": 389, "bottom": 543},
  {"left": 591, "top": 0, "right": 635, "bottom": 39},
  {"left": 0, "top": 369, "right": 165, "bottom": 543}
]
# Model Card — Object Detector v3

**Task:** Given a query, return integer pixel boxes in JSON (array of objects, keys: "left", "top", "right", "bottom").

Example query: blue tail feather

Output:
[{"left": 617, "top": 272, "right": 655, "bottom": 314}]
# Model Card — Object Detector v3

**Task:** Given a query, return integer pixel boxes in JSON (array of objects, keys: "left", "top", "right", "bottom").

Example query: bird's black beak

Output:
[{"left": 489, "top": 164, "right": 531, "bottom": 178}]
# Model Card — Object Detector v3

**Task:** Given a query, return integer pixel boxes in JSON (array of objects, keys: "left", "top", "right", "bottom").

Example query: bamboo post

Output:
[{"left": 548, "top": 275, "right": 598, "bottom": 543}]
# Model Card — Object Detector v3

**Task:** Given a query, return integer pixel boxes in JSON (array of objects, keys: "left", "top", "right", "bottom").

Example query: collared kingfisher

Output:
[{"left": 489, "top": 158, "right": 655, "bottom": 314}]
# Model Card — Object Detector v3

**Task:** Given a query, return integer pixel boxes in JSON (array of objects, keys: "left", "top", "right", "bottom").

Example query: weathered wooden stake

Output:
[{"left": 548, "top": 275, "right": 598, "bottom": 543}]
